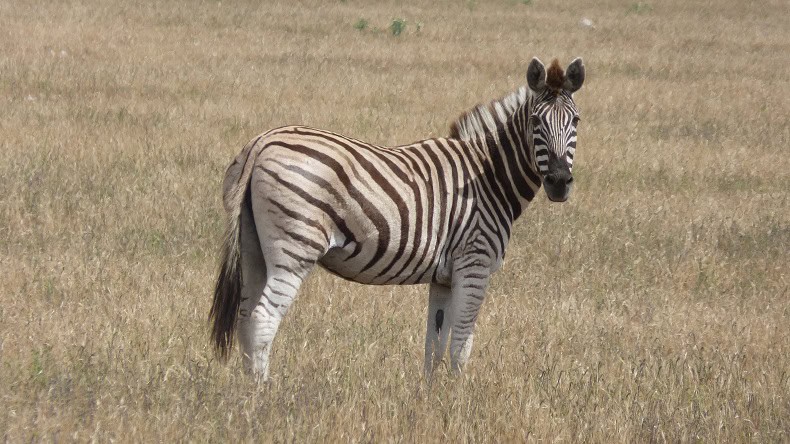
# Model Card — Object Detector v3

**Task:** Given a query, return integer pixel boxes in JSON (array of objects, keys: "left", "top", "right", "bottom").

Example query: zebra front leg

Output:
[
  {"left": 424, "top": 283, "right": 453, "bottom": 378},
  {"left": 448, "top": 261, "right": 491, "bottom": 373}
]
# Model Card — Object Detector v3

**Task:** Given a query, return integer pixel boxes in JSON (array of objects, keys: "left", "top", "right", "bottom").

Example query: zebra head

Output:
[{"left": 526, "top": 57, "right": 585, "bottom": 202}]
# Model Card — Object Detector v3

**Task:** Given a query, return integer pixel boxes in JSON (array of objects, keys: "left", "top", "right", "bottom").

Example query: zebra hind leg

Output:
[
  {"left": 236, "top": 200, "right": 321, "bottom": 381},
  {"left": 237, "top": 163, "right": 330, "bottom": 381},
  {"left": 424, "top": 283, "right": 453, "bottom": 378},
  {"left": 237, "top": 243, "right": 317, "bottom": 382},
  {"left": 235, "top": 191, "right": 267, "bottom": 378}
]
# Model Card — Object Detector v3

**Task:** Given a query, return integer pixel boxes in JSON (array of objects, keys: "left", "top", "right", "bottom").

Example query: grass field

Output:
[{"left": 1, "top": 0, "right": 788, "bottom": 441}]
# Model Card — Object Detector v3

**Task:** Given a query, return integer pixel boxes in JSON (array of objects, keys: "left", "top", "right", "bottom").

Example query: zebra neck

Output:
[
  {"left": 449, "top": 86, "right": 541, "bottom": 224},
  {"left": 478, "top": 100, "right": 541, "bottom": 223}
]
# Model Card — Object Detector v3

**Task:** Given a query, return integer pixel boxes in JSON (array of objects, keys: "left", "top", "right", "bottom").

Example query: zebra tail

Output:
[
  {"left": 210, "top": 136, "right": 263, "bottom": 359},
  {"left": 209, "top": 200, "right": 243, "bottom": 360}
]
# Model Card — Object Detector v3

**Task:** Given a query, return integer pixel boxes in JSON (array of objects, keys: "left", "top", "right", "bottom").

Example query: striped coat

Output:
[{"left": 211, "top": 57, "right": 585, "bottom": 380}]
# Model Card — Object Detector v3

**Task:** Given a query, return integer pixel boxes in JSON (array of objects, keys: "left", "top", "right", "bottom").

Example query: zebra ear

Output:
[
  {"left": 563, "top": 58, "right": 585, "bottom": 93},
  {"left": 527, "top": 57, "right": 546, "bottom": 93}
]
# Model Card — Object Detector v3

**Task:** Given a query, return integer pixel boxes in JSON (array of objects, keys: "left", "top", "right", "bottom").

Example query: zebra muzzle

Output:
[{"left": 543, "top": 172, "right": 573, "bottom": 202}]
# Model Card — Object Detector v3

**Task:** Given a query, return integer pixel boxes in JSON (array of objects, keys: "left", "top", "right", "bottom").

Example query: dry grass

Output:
[{"left": 1, "top": 0, "right": 788, "bottom": 441}]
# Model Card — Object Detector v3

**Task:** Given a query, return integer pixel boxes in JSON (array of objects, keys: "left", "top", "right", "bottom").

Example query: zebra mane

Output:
[{"left": 449, "top": 86, "right": 528, "bottom": 142}]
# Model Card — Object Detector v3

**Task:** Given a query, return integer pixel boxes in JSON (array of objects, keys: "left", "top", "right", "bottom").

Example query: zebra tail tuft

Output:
[{"left": 210, "top": 208, "right": 243, "bottom": 360}]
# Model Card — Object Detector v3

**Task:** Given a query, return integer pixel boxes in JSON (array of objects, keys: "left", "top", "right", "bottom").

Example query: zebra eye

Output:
[
  {"left": 572, "top": 115, "right": 581, "bottom": 125},
  {"left": 530, "top": 115, "right": 541, "bottom": 126}
]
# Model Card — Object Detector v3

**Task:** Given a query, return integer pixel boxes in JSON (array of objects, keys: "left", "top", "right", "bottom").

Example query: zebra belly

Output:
[{"left": 318, "top": 244, "right": 443, "bottom": 286}]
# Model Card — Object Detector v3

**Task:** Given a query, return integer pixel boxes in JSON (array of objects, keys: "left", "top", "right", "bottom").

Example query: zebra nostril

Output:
[
  {"left": 566, "top": 176, "right": 574, "bottom": 185},
  {"left": 544, "top": 175, "right": 557, "bottom": 186}
]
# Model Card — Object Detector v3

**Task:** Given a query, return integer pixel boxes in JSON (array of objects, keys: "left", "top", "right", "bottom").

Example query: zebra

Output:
[{"left": 210, "top": 57, "right": 585, "bottom": 381}]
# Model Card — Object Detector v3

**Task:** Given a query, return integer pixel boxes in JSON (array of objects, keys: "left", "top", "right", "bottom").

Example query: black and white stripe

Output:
[
  {"left": 532, "top": 90, "right": 580, "bottom": 175},
  {"left": 210, "top": 57, "right": 586, "bottom": 380}
]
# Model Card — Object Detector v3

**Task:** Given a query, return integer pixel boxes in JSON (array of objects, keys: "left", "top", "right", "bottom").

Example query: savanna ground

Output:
[{"left": 1, "top": 0, "right": 788, "bottom": 441}]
